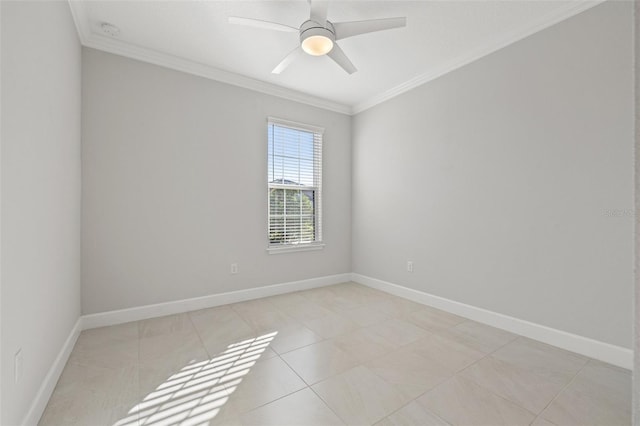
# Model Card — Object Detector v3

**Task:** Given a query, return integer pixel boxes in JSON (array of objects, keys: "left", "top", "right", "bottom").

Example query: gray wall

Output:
[
  {"left": 633, "top": 0, "right": 639, "bottom": 422},
  {"left": 81, "top": 49, "right": 352, "bottom": 314},
  {"left": 1, "top": 2, "right": 82, "bottom": 424},
  {"left": 352, "top": 1, "right": 633, "bottom": 348}
]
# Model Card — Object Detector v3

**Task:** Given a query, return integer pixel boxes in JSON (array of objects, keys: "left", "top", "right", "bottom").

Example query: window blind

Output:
[{"left": 268, "top": 118, "right": 323, "bottom": 247}]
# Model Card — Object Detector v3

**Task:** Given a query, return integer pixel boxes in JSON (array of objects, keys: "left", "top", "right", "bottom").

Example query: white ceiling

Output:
[{"left": 69, "top": 0, "right": 601, "bottom": 114}]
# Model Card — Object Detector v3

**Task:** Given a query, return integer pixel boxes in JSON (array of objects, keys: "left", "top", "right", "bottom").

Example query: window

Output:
[{"left": 267, "top": 117, "right": 323, "bottom": 252}]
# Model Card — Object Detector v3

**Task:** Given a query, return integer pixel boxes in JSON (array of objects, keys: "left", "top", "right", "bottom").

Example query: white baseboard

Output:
[
  {"left": 351, "top": 273, "right": 633, "bottom": 370},
  {"left": 82, "top": 273, "right": 352, "bottom": 330},
  {"left": 22, "top": 317, "right": 83, "bottom": 426},
  {"left": 21, "top": 272, "right": 633, "bottom": 426},
  {"left": 24, "top": 274, "right": 350, "bottom": 425}
]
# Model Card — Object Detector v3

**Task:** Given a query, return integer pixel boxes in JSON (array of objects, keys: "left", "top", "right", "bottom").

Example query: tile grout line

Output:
[
  {"left": 274, "top": 301, "right": 469, "bottom": 425},
  {"left": 276, "top": 348, "right": 348, "bottom": 425},
  {"left": 295, "top": 305, "right": 424, "bottom": 420},
  {"left": 373, "top": 388, "right": 453, "bottom": 426},
  {"left": 186, "top": 310, "right": 297, "bottom": 422},
  {"left": 453, "top": 332, "right": 521, "bottom": 377},
  {"left": 303, "top": 373, "right": 351, "bottom": 425},
  {"left": 403, "top": 333, "right": 538, "bottom": 423},
  {"left": 137, "top": 317, "right": 207, "bottom": 424},
  {"left": 232, "top": 343, "right": 350, "bottom": 426},
  {"left": 273, "top": 292, "right": 409, "bottom": 425},
  {"left": 185, "top": 311, "right": 213, "bottom": 359},
  {"left": 445, "top": 333, "right": 590, "bottom": 424},
  {"left": 345, "top": 306, "right": 519, "bottom": 424},
  {"left": 226, "top": 308, "right": 348, "bottom": 426},
  {"left": 201, "top": 299, "right": 331, "bottom": 421},
  {"left": 530, "top": 357, "right": 592, "bottom": 424}
]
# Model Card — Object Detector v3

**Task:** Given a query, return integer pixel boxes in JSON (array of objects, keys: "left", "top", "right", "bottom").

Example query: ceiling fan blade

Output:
[
  {"left": 272, "top": 46, "right": 304, "bottom": 74},
  {"left": 333, "top": 17, "right": 406, "bottom": 40},
  {"left": 228, "top": 17, "right": 298, "bottom": 33},
  {"left": 327, "top": 43, "right": 357, "bottom": 74},
  {"left": 309, "top": 0, "right": 329, "bottom": 26}
]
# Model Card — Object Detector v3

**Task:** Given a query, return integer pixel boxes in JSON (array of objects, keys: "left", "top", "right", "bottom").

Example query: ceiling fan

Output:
[{"left": 228, "top": 0, "right": 407, "bottom": 75}]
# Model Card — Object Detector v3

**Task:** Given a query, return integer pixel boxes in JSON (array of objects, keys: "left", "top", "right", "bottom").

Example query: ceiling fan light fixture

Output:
[
  {"left": 231, "top": 2, "right": 407, "bottom": 74},
  {"left": 300, "top": 25, "right": 335, "bottom": 56},
  {"left": 302, "top": 35, "right": 333, "bottom": 56}
]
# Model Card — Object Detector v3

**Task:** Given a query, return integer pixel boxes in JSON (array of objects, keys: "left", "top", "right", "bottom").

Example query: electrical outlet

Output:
[
  {"left": 407, "top": 261, "right": 413, "bottom": 273},
  {"left": 15, "top": 349, "right": 23, "bottom": 384},
  {"left": 230, "top": 263, "right": 238, "bottom": 274}
]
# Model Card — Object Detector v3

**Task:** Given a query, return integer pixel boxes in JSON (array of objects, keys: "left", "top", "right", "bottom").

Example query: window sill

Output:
[{"left": 267, "top": 243, "right": 325, "bottom": 254}]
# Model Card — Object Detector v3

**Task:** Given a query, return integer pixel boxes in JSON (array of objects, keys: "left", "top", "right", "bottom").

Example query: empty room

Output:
[{"left": 1, "top": 0, "right": 637, "bottom": 425}]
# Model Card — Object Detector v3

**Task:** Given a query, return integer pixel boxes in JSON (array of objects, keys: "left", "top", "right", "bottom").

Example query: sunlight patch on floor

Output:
[{"left": 114, "top": 331, "right": 278, "bottom": 426}]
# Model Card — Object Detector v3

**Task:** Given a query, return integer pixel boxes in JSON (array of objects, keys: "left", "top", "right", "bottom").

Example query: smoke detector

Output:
[{"left": 100, "top": 23, "right": 120, "bottom": 37}]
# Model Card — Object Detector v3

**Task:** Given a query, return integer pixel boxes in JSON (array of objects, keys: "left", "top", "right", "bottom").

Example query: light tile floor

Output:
[{"left": 39, "top": 282, "right": 631, "bottom": 426}]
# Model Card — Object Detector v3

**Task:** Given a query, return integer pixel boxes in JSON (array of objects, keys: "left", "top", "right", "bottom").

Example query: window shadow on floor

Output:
[{"left": 115, "top": 332, "right": 278, "bottom": 426}]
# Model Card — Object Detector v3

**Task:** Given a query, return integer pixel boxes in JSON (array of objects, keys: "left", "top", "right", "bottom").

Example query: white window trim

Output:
[
  {"left": 267, "top": 117, "right": 324, "bottom": 254},
  {"left": 267, "top": 242, "right": 325, "bottom": 255},
  {"left": 267, "top": 116, "right": 325, "bottom": 135}
]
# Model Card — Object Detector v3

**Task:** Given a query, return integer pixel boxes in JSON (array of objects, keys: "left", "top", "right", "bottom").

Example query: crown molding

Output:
[
  {"left": 85, "top": 33, "right": 353, "bottom": 115},
  {"left": 352, "top": 0, "right": 605, "bottom": 115},
  {"left": 67, "top": 1, "right": 352, "bottom": 115},
  {"left": 68, "top": 0, "right": 603, "bottom": 117}
]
